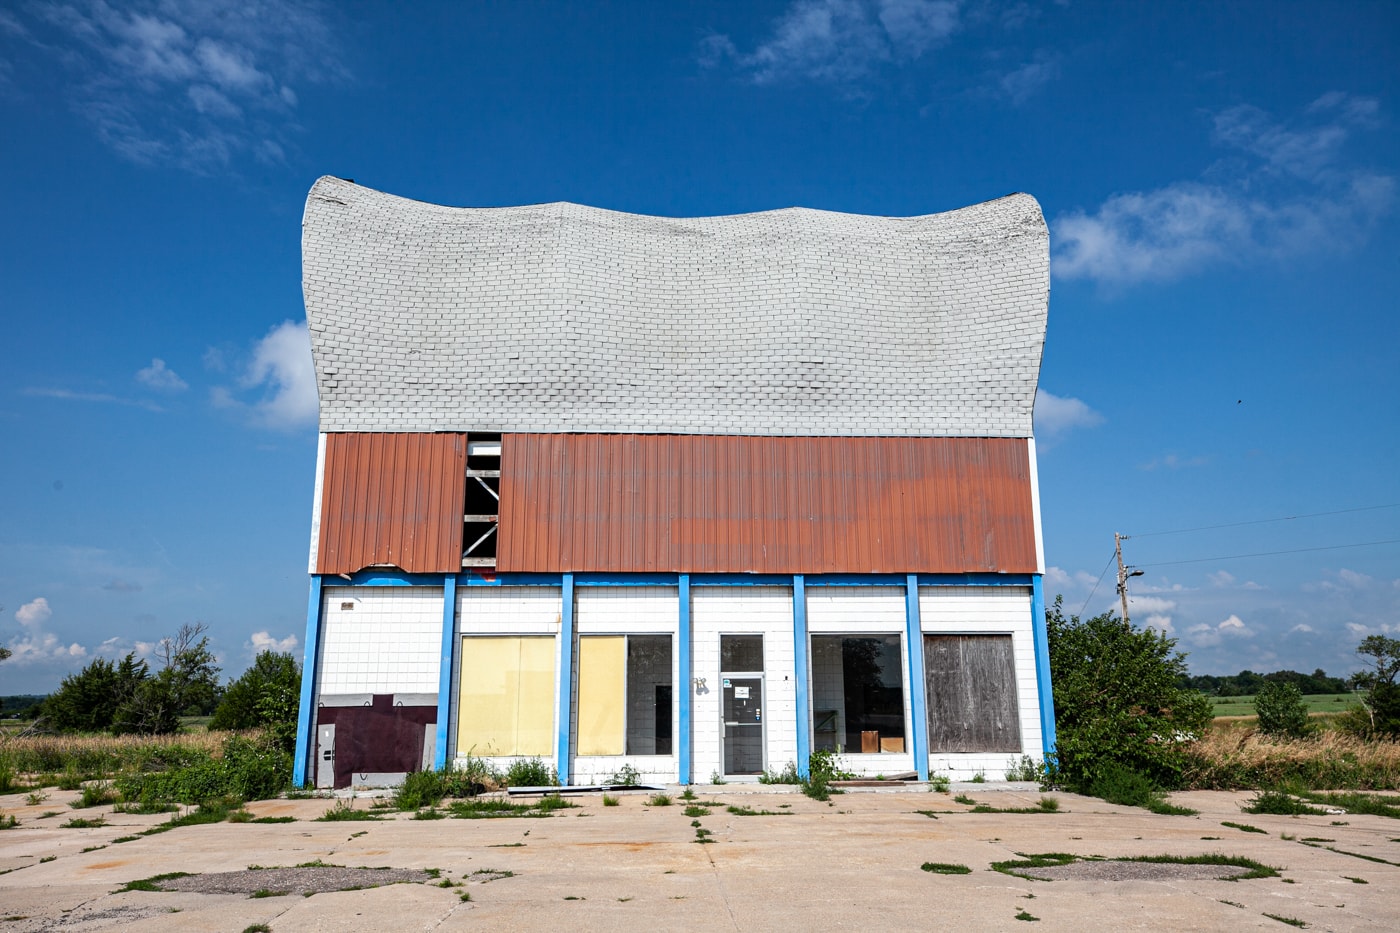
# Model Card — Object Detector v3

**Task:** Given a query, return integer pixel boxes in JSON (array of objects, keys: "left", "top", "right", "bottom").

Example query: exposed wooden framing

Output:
[{"left": 463, "top": 514, "right": 500, "bottom": 523}]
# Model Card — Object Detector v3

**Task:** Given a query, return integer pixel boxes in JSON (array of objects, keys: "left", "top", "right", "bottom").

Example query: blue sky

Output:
[{"left": 1, "top": 1, "right": 1396, "bottom": 694}]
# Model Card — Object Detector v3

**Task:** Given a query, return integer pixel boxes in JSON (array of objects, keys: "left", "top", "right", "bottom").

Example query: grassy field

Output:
[{"left": 1208, "top": 693, "right": 1357, "bottom": 719}]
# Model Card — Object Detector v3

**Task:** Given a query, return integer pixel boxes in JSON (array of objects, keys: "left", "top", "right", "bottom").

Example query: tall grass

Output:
[
  {"left": 0, "top": 731, "right": 252, "bottom": 776},
  {"left": 1182, "top": 728, "right": 1400, "bottom": 790}
]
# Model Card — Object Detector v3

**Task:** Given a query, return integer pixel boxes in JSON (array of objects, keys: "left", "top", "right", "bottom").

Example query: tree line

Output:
[
  {"left": 1179, "top": 668, "right": 1350, "bottom": 697},
  {"left": 5, "top": 623, "right": 301, "bottom": 751}
]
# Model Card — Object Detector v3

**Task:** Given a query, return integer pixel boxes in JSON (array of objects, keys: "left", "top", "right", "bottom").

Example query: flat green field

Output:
[{"left": 1209, "top": 692, "right": 1357, "bottom": 718}]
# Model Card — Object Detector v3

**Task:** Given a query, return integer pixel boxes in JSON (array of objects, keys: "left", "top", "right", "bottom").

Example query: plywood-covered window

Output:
[
  {"left": 809, "top": 635, "right": 906, "bottom": 753},
  {"left": 457, "top": 636, "right": 555, "bottom": 756},
  {"left": 924, "top": 634, "right": 1022, "bottom": 752},
  {"left": 577, "top": 634, "right": 673, "bottom": 756}
]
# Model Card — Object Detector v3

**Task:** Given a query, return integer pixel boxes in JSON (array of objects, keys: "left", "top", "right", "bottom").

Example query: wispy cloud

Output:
[
  {"left": 13, "top": 1, "right": 345, "bottom": 173},
  {"left": 135, "top": 357, "right": 187, "bottom": 392},
  {"left": 1053, "top": 93, "right": 1394, "bottom": 285},
  {"left": 996, "top": 49, "right": 1059, "bottom": 104},
  {"left": 1138, "top": 452, "right": 1210, "bottom": 472},
  {"left": 211, "top": 319, "right": 317, "bottom": 430},
  {"left": 23, "top": 386, "right": 164, "bottom": 411},
  {"left": 700, "top": 0, "right": 961, "bottom": 85},
  {"left": 1034, "top": 389, "right": 1103, "bottom": 443}
]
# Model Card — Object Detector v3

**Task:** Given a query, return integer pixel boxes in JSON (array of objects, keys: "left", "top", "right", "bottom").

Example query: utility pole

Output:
[{"left": 1115, "top": 532, "right": 1144, "bottom": 625}]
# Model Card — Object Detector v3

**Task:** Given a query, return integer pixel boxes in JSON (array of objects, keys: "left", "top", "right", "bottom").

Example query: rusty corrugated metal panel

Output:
[
  {"left": 317, "top": 433, "right": 467, "bottom": 574},
  {"left": 497, "top": 434, "right": 1036, "bottom": 574}
]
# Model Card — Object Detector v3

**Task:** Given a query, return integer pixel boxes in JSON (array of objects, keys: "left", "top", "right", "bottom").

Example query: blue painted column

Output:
[
  {"left": 292, "top": 575, "right": 324, "bottom": 788},
  {"left": 792, "top": 574, "right": 811, "bottom": 779},
  {"left": 433, "top": 575, "right": 458, "bottom": 771},
  {"left": 904, "top": 575, "right": 930, "bottom": 780},
  {"left": 1029, "top": 575, "right": 1057, "bottom": 757},
  {"left": 555, "top": 573, "right": 576, "bottom": 785},
  {"left": 677, "top": 573, "right": 692, "bottom": 785}
]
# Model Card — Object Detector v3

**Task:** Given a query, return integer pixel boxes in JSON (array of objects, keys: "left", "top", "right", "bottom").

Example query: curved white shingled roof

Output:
[{"left": 302, "top": 177, "right": 1048, "bottom": 437}]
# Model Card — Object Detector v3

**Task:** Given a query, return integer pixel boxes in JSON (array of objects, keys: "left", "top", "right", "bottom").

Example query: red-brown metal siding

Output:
[
  {"left": 497, "top": 434, "right": 1037, "bottom": 574},
  {"left": 316, "top": 433, "right": 467, "bottom": 574}
]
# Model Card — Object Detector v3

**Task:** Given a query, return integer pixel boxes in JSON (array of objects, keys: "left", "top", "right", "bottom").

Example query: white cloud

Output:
[
  {"left": 15, "top": 1, "right": 345, "bottom": 173},
  {"left": 16, "top": 597, "right": 52, "bottom": 627},
  {"left": 1053, "top": 95, "right": 1394, "bottom": 285},
  {"left": 1034, "top": 390, "right": 1103, "bottom": 442},
  {"left": 6, "top": 597, "right": 87, "bottom": 665},
  {"left": 135, "top": 357, "right": 188, "bottom": 391},
  {"left": 249, "top": 630, "right": 298, "bottom": 653},
  {"left": 700, "top": 0, "right": 960, "bottom": 85},
  {"left": 214, "top": 319, "right": 317, "bottom": 430},
  {"left": 1208, "top": 570, "right": 1236, "bottom": 588},
  {"left": 1289, "top": 624, "right": 1315, "bottom": 634},
  {"left": 1186, "top": 613, "right": 1255, "bottom": 647}
]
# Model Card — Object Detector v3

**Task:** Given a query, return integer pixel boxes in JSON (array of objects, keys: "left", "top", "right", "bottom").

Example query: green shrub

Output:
[
  {"left": 1255, "top": 682, "right": 1311, "bottom": 738},
  {"left": 759, "top": 761, "right": 801, "bottom": 785},
  {"left": 504, "top": 757, "right": 557, "bottom": 787},
  {"left": 1005, "top": 756, "right": 1042, "bottom": 782},
  {"left": 1088, "top": 762, "right": 1196, "bottom": 815},
  {"left": 394, "top": 770, "right": 446, "bottom": 811},
  {"left": 1045, "top": 597, "right": 1211, "bottom": 791},
  {"left": 208, "top": 651, "right": 301, "bottom": 753},
  {"left": 1243, "top": 791, "right": 1326, "bottom": 816},
  {"left": 802, "top": 748, "right": 852, "bottom": 801},
  {"left": 115, "top": 735, "right": 289, "bottom": 805}
]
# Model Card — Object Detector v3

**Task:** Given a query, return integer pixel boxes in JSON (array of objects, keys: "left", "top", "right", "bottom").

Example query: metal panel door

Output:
[
  {"left": 722, "top": 677, "right": 764, "bottom": 775},
  {"left": 316, "top": 724, "right": 335, "bottom": 788}
]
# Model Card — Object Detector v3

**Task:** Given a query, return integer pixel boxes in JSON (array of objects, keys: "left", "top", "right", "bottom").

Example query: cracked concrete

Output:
[{"left": 2, "top": 784, "right": 1398, "bottom": 931}]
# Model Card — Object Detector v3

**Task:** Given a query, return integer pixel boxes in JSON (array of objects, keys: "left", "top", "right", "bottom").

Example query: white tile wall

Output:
[
  {"left": 571, "top": 586, "right": 680, "bottom": 783},
  {"left": 691, "top": 586, "right": 797, "bottom": 781},
  {"left": 318, "top": 586, "right": 443, "bottom": 695},
  {"left": 919, "top": 585, "right": 1042, "bottom": 780}
]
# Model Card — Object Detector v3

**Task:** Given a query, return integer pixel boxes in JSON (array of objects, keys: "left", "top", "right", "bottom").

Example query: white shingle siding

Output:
[{"left": 302, "top": 177, "right": 1049, "bottom": 437}]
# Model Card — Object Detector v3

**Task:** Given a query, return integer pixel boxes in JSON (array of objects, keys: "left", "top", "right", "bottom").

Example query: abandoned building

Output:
[{"left": 292, "top": 176, "right": 1055, "bottom": 789}]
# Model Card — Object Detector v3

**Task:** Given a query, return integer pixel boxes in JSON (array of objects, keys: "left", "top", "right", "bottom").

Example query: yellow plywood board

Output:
[
  {"left": 457, "top": 636, "right": 555, "bottom": 757},
  {"left": 577, "top": 635, "right": 625, "bottom": 756}
]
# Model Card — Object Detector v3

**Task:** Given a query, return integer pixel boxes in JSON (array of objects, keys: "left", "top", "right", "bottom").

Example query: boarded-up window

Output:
[
  {"left": 924, "top": 635, "right": 1021, "bottom": 753},
  {"left": 577, "top": 635, "right": 673, "bottom": 757},
  {"left": 457, "top": 636, "right": 555, "bottom": 756}
]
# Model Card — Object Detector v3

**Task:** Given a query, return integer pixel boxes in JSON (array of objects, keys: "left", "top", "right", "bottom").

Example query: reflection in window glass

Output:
[
  {"left": 720, "top": 635, "right": 764, "bottom": 672},
  {"left": 809, "top": 635, "right": 905, "bottom": 753},
  {"left": 576, "top": 634, "right": 673, "bottom": 756}
]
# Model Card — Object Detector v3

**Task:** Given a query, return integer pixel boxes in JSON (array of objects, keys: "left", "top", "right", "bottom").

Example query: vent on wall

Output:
[{"left": 341, "top": 602, "right": 355, "bottom": 611}]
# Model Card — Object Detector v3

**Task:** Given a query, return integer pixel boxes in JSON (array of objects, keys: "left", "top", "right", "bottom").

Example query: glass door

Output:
[{"left": 720, "top": 635, "right": 765, "bottom": 776}]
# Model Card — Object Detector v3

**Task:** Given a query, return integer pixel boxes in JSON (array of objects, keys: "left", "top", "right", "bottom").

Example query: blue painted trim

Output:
[
  {"left": 433, "top": 574, "right": 457, "bottom": 771},
  {"left": 916, "top": 573, "right": 1035, "bottom": 587},
  {"left": 1029, "top": 574, "right": 1056, "bottom": 758},
  {"left": 292, "top": 575, "right": 324, "bottom": 788},
  {"left": 340, "top": 569, "right": 444, "bottom": 587},
  {"left": 678, "top": 574, "right": 692, "bottom": 785},
  {"left": 690, "top": 573, "right": 795, "bottom": 586},
  {"left": 804, "top": 574, "right": 906, "bottom": 586},
  {"left": 555, "top": 573, "right": 576, "bottom": 785},
  {"left": 459, "top": 573, "right": 562, "bottom": 587},
  {"left": 793, "top": 574, "right": 811, "bottom": 779},
  {"left": 904, "top": 575, "right": 929, "bottom": 780},
  {"left": 575, "top": 573, "right": 680, "bottom": 586}
]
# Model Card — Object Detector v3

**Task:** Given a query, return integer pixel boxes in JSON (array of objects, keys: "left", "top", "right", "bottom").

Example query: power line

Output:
[
  {"left": 1135, "top": 538, "right": 1400, "bottom": 569},
  {"left": 1129, "top": 503, "right": 1400, "bottom": 539},
  {"left": 1078, "top": 550, "right": 1117, "bottom": 617}
]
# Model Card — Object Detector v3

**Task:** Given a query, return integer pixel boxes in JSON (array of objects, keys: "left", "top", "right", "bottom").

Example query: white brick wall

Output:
[
  {"left": 691, "top": 586, "right": 797, "bottom": 781},
  {"left": 919, "top": 585, "right": 1042, "bottom": 780},
  {"left": 317, "top": 586, "right": 443, "bottom": 695}
]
